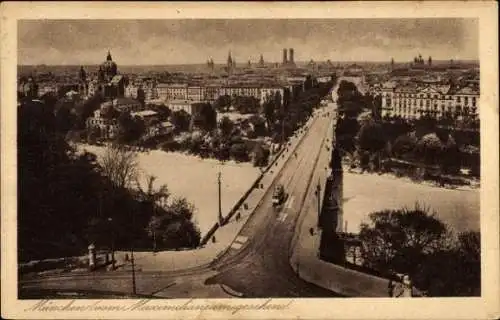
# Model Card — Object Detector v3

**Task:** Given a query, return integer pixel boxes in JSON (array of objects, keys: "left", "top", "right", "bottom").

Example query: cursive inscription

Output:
[{"left": 25, "top": 299, "right": 294, "bottom": 315}]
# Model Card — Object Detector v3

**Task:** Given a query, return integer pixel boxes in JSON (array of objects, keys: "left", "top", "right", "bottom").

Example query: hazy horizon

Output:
[{"left": 18, "top": 19, "right": 479, "bottom": 66}]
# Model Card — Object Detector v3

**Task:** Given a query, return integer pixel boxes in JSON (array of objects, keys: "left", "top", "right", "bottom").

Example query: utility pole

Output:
[
  {"left": 281, "top": 116, "right": 285, "bottom": 147},
  {"left": 130, "top": 207, "right": 137, "bottom": 295},
  {"left": 316, "top": 179, "right": 321, "bottom": 228},
  {"left": 131, "top": 246, "right": 136, "bottom": 295},
  {"left": 218, "top": 171, "right": 223, "bottom": 226},
  {"left": 107, "top": 217, "right": 115, "bottom": 270}
]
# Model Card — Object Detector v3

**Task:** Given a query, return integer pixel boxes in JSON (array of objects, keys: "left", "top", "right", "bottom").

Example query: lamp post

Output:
[
  {"left": 217, "top": 171, "right": 223, "bottom": 226},
  {"left": 129, "top": 207, "right": 137, "bottom": 295},
  {"left": 316, "top": 179, "right": 321, "bottom": 228},
  {"left": 107, "top": 217, "right": 115, "bottom": 270},
  {"left": 130, "top": 245, "right": 136, "bottom": 295}
]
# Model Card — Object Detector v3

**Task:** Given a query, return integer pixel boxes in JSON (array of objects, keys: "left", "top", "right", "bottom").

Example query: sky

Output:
[{"left": 18, "top": 19, "right": 479, "bottom": 65}]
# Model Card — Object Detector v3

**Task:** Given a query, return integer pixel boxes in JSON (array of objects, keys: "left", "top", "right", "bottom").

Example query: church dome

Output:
[{"left": 100, "top": 51, "right": 117, "bottom": 77}]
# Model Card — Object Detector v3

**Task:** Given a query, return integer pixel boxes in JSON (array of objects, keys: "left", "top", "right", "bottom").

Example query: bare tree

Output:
[
  {"left": 136, "top": 175, "right": 170, "bottom": 252},
  {"left": 101, "top": 144, "right": 139, "bottom": 190},
  {"left": 135, "top": 175, "right": 170, "bottom": 209}
]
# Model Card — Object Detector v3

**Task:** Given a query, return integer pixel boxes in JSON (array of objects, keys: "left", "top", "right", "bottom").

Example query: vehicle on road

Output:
[{"left": 272, "top": 184, "right": 286, "bottom": 207}]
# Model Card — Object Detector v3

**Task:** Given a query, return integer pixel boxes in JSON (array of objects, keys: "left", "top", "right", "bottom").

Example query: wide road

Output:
[
  {"left": 19, "top": 105, "right": 339, "bottom": 298},
  {"left": 204, "top": 106, "right": 337, "bottom": 297}
]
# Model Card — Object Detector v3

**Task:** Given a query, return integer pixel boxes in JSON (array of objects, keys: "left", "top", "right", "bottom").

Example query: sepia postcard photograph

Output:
[{"left": 1, "top": 2, "right": 499, "bottom": 320}]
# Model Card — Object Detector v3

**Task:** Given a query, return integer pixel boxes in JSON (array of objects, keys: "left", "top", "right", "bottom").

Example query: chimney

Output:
[
  {"left": 289, "top": 48, "right": 294, "bottom": 64},
  {"left": 283, "top": 48, "right": 288, "bottom": 64}
]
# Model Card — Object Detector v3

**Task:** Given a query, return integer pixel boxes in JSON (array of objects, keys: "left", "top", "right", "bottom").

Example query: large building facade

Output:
[
  {"left": 381, "top": 83, "right": 479, "bottom": 120},
  {"left": 130, "top": 82, "right": 287, "bottom": 105}
]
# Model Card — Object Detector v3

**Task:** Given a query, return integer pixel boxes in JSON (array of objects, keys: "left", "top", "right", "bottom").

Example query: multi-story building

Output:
[
  {"left": 154, "top": 81, "right": 288, "bottom": 106},
  {"left": 167, "top": 100, "right": 198, "bottom": 115},
  {"left": 187, "top": 86, "right": 206, "bottom": 101},
  {"left": 204, "top": 85, "right": 220, "bottom": 101},
  {"left": 38, "top": 83, "right": 58, "bottom": 97},
  {"left": 111, "top": 97, "right": 142, "bottom": 113},
  {"left": 260, "top": 86, "right": 285, "bottom": 105},
  {"left": 218, "top": 85, "right": 261, "bottom": 100},
  {"left": 86, "top": 109, "right": 119, "bottom": 140},
  {"left": 381, "top": 82, "right": 479, "bottom": 120},
  {"left": 131, "top": 110, "right": 159, "bottom": 125},
  {"left": 161, "top": 84, "right": 189, "bottom": 101}
]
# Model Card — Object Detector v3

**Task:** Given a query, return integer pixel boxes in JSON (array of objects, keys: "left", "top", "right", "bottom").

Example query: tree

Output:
[
  {"left": 392, "top": 133, "right": 418, "bottom": 159},
  {"left": 263, "top": 96, "right": 276, "bottom": 131},
  {"left": 169, "top": 197, "right": 196, "bottom": 221},
  {"left": 145, "top": 196, "right": 200, "bottom": 250},
  {"left": 359, "top": 204, "right": 450, "bottom": 277},
  {"left": 251, "top": 143, "right": 270, "bottom": 167},
  {"left": 415, "top": 133, "right": 444, "bottom": 166},
  {"left": 230, "top": 143, "right": 249, "bottom": 162},
  {"left": 214, "top": 95, "right": 232, "bottom": 112},
  {"left": 74, "top": 94, "right": 104, "bottom": 129},
  {"left": 411, "top": 231, "right": 480, "bottom": 296},
  {"left": 136, "top": 175, "right": 170, "bottom": 251},
  {"left": 359, "top": 205, "right": 450, "bottom": 277},
  {"left": 304, "top": 75, "right": 314, "bottom": 91},
  {"left": 54, "top": 99, "right": 76, "bottom": 133},
  {"left": 233, "top": 96, "right": 259, "bottom": 114},
  {"left": 137, "top": 87, "right": 145, "bottom": 107},
  {"left": 219, "top": 116, "right": 234, "bottom": 137},
  {"left": 356, "top": 120, "right": 387, "bottom": 153},
  {"left": 87, "top": 126, "right": 100, "bottom": 144},
  {"left": 117, "top": 112, "right": 145, "bottom": 144},
  {"left": 249, "top": 115, "right": 267, "bottom": 136},
  {"left": 192, "top": 103, "right": 217, "bottom": 132},
  {"left": 100, "top": 144, "right": 139, "bottom": 190},
  {"left": 171, "top": 110, "right": 191, "bottom": 132}
]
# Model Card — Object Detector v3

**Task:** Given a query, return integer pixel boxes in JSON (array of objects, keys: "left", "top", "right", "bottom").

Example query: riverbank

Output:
[
  {"left": 342, "top": 169, "right": 480, "bottom": 234},
  {"left": 77, "top": 144, "right": 261, "bottom": 236}
]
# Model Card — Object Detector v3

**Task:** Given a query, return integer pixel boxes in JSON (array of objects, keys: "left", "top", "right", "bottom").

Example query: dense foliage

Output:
[
  {"left": 18, "top": 97, "right": 200, "bottom": 262},
  {"left": 334, "top": 81, "right": 479, "bottom": 180},
  {"left": 359, "top": 205, "right": 480, "bottom": 296}
]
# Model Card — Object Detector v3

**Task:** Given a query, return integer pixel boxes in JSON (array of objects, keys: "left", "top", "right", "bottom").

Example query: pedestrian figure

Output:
[
  {"left": 124, "top": 253, "right": 129, "bottom": 262},
  {"left": 402, "top": 274, "right": 413, "bottom": 297},
  {"left": 212, "top": 236, "right": 216, "bottom": 243},
  {"left": 309, "top": 227, "right": 314, "bottom": 236},
  {"left": 236, "top": 212, "right": 241, "bottom": 221},
  {"left": 388, "top": 279, "right": 395, "bottom": 297}
]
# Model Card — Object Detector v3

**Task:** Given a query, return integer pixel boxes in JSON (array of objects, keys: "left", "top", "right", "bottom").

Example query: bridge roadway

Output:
[{"left": 19, "top": 105, "right": 340, "bottom": 298}]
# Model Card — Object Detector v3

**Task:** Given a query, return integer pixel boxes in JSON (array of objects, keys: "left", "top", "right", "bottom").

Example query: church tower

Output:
[
  {"left": 259, "top": 54, "right": 265, "bottom": 67},
  {"left": 227, "top": 51, "right": 234, "bottom": 74},
  {"left": 78, "top": 66, "right": 88, "bottom": 98}
]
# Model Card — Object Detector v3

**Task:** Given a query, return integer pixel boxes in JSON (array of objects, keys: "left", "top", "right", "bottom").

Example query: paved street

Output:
[
  {"left": 19, "top": 105, "right": 341, "bottom": 298},
  {"left": 206, "top": 106, "right": 339, "bottom": 297}
]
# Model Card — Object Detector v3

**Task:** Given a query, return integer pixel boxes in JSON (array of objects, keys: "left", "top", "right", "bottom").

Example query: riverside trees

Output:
[
  {"left": 359, "top": 205, "right": 480, "bottom": 296},
  {"left": 17, "top": 97, "right": 201, "bottom": 261}
]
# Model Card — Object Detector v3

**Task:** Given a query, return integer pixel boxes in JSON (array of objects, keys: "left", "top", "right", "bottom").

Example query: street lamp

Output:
[
  {"left": 107, "top": 217, "right": 115, "bottom": 270},
  {"left": 316, "top": 179, "right": 321, "bottom": 228},
  {"left": 217, "top": 171, "right": 223, "bottom": 226}
]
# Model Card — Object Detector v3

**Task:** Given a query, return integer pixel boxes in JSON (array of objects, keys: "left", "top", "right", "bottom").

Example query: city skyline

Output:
[{"left": 18, "top": 18, "right": 479, "bottom": 66}]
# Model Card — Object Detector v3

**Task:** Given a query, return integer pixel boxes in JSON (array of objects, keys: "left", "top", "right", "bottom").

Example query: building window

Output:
[{"left": 456, "top": 96, "right": 461, "bottom": 103}]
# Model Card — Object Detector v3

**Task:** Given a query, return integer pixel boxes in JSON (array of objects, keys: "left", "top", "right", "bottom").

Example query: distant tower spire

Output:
[
  {"left": 106, "top": 50, "right": 112, "bottom": 61},
  {"left": 79, "top": 66, "right": 87, "bottom": 82}
]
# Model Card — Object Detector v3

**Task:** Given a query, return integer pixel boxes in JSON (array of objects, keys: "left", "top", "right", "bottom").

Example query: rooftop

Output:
[{"left": 131, "top": 110, "right": 158, "bottom": 117}]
